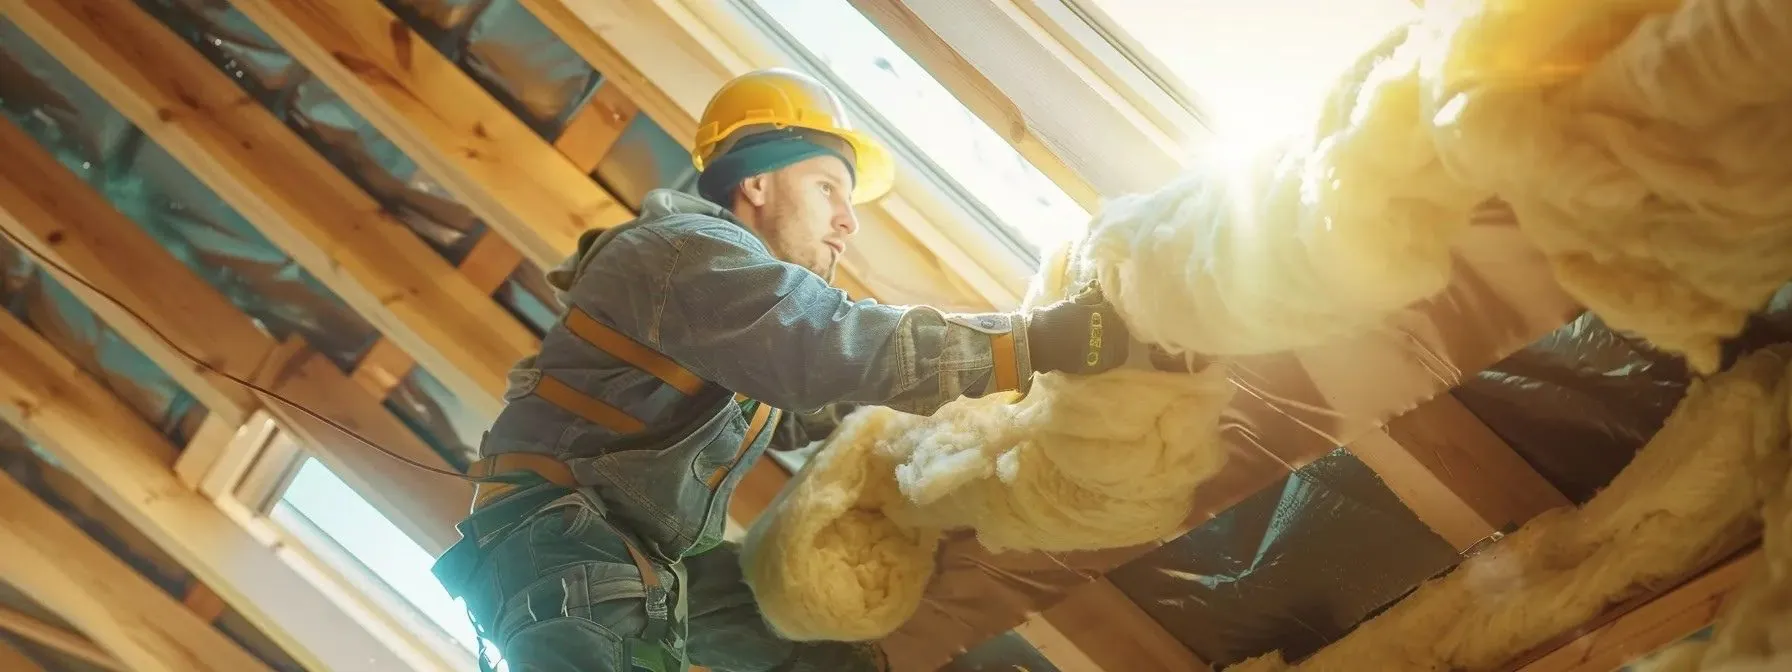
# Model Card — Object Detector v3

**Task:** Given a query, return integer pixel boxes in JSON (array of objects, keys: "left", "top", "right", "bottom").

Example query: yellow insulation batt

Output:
[{"left": 741, "top": 0, "right": 1792, "bottom": 645}]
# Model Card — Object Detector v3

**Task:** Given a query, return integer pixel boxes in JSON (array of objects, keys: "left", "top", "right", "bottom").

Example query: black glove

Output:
[{"left": 1025, "top": 283, "right": 1131, "bottom": 375}]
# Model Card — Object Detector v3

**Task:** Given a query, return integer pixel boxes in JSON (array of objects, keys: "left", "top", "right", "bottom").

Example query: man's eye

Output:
[{"left": 819, "top": 183, "right": 834, "bottom": 195}]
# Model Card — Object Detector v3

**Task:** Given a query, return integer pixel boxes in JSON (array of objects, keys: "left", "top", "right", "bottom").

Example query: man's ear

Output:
[{"left": 737, "top": 173, "right": 771, "bottom": 207}]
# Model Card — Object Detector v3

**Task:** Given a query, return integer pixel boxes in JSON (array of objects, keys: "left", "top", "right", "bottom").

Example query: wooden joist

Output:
[
  {"left": 344, "top": 83, "right": 638, "bottom": 402},
  {"left": 1351, "top": 394, "right": 1570, "bottom": 550},
  {"left": 559, "top": 82, "right": 642, "bottom": 173},
  {"left": 1520, "top": 548, "right": 1762, "bottom": 672},
  {"left": 0, "top": 0, "right": 539, "bottom": 420},
  {"left": 0, "top": 114, "right": 468, "bottom": 553},
  {"left": 516, "top": 0, "right": 1020, "bottom": 310},
  {"left": 0, "top": 310, "right": 421, "bottom": 671},
  {"left": 0, "top": 637, "right": 48, "bottom": 672},
  {"left": 227, "top": 0, "right": 633, "bottom": 271},
  {"left": 0, "top": 605, "right": 127, "bottom": 672},
  {"left": 844, "top": 0, "right": 1103, "bottom": 210},
  {"left": 0, "top": 471, "right": 272, "bottom": 672},
  {"left": 0, "top": 119, "right": 264, "bottom": 428},
  {"left": 514, "top": 0, "right": 702, "bottom": 146},
  {"left": 1023, "top": 578, "right": 1210, "bottom": 672}
]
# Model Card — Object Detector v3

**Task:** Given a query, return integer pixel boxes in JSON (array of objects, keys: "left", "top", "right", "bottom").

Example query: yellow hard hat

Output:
[{"left": 693, "top": 68, "right": 895, "bottom": 204}]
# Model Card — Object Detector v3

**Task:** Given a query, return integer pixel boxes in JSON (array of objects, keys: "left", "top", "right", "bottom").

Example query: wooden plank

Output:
[
  {"left": 229, "top": 0, "right": 632, "bottom": 271},
  {"left": 0, "top": 111, "right": 468, "bottom": 553},
  {"left": 0, "top": 471, "right": 272, "bottom": 672},
  {"left": 181, "top": 583, "right": 228, "bottom": 622},
  {"left": 517, "top": 0, "right": 1028, "bottom": 309},
  {"left": 729, "top": 456, "right": 790, "bottom": 525},
  {"left": 256, "top": 345, "right": 471, "bottom": 555},
  {"left": 516, "top": 0, "right": 702, "bottom": 146},
  {"left": 558, "top": 82, "right": 640, "bottom": 173},
  {"left": 1031, "top": 578, "right": 1209, "bottom": 672},
  {"left": 0, "top": 304, "right": 420, "bottom": 672},
  {"left": 1519, "top": 549, "right": 1761, "bottom": 672},
  {"left": 1, "top": 0, "right": 539, "bottom": 420},
  {"left": 845, "top": 0, "right": 1102, "bottom": 210},
  {"left": 0, "top": 636, "right": 49, "bottom": 672},
  {"left": 349, "top": 229, "right": 526, "bottom": 401},
  {"left": 348, "top": 338, "right": 416, "bottom": 400},
  {"left": 1352, "top": 395, "right": 1571, "bottom": 551},
  {"left": 0, "top": 117, "right": 264, "bottom": 428},
  {"left": 0, "top": 605, "right": 125, "bottom": 672}
]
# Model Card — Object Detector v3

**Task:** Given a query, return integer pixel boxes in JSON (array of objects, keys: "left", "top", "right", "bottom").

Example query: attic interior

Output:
[{"left": 0, "top": 0, "right": 1788, "bottom": 671}]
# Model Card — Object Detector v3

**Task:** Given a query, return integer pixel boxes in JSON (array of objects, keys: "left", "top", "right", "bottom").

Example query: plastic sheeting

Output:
[
  {"left": 943, "top": 630, "right": 1059, "bottom": 672},
  {"left": 385, "top": 366, "right": 488, "bottom": 470},
  {"left": 1453, "top": 312, "right": 1694, "bottom": 504},
  {"left": 0, "top": 239, "right": 205, "bottom": 445},
  {"left": 1460, "top": 295, "right": 1792, "bottom": 504},
  {"left": 145, "top": 0, "right": 489, "bottom": 266},
  {"left": 927, "top": 290, "right": 1792, "bottom": 670},
  {"left": 880, "top": 214, "right": 1586, "bottom": 670},
  {"left": 1105, "top": 449, "right": 1461, "bottom": 668},
  {"left": 0, "top": 19, "right": 382, "bottom": 370},
  {"left": 594, "top": 113, "right": 700, "bottom": 210}
]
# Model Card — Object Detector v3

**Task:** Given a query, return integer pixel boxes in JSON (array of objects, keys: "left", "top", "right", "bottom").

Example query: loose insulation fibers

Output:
[
  {"left": 743, "top": 0, "right": 1792, "bottom": 644},
  {"left": 1229, "top": 345, "right": 1792, "bottom": 671}
]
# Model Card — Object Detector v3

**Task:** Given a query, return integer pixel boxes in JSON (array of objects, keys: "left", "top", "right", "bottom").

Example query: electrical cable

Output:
[{"left": 0, "top": 224, "right": 484, "bottom": 483}]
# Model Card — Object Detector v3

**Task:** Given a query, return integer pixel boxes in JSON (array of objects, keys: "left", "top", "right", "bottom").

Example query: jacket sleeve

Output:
[{"left": 568, "top": 218, "right": 1032, "bottom": 415}]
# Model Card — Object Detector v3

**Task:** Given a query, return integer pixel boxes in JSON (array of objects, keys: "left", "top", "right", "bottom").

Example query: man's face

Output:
[{"left": 736, "top": 155, "right": 859, "bottom": 281}]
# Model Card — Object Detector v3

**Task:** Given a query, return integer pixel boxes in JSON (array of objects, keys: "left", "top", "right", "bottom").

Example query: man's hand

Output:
[{"left": 1025, "top": 283, "right": 1131, "bottom": 375}]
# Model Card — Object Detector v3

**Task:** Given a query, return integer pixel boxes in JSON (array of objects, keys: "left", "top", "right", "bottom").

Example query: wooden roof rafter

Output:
[
  {"left": 226, "top": 0, "right": 635, "bottom": 271},
  {"left": 1, "top": 0, "right": 541, "bottom": 420}
]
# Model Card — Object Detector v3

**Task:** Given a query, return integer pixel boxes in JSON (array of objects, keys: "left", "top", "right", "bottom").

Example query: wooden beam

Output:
[
  {"left": 558, "top": 82, "right": 640, "bottom": 173},
  {"left": 0, "top": 113, "right": 469, "bottom": 553},
  {"left": 0, "top": 636, "right": 49, "bottom": 672},
  {"left": 1519, "top": 548, "right": 1762, "bottom": 672},
  {"left": 1351, "top": 394, "right": 1570, "bottom": 551},
  {"left": 255, "top": 342, "right": 472, "bottom": 555},
  {"left": 349, "top": 230, "right": 525, "bottom": 401},
  {"left": 0, "top": 277, "right": 425, "bottom": 671},
  {"left": 181, "top": 583, "right": 228, "bottom": 623},
  {"left": 0, "top": 605, "right": 125, "bottom": 672},
  {"left": 1024, "top": 578, "right": 1208, "bottom": 672},
  {"left": 0, "top": 0, "right": 539, "bottom": 420},
  {"left": 228, "top": 0, "right": 632, "bottom": 271},
  {"left": 0, "top": 471, "right": 272, "bottom": 672},
  {"left": 516, "top": 0, "right": 1026, "bottom": 309},
  {"left": 845, "top": 0, "right": 1102, "bottom": 210},
  {"left": 0, "top": 117, "right": 264, "bottom": 428},
  {"left": 516, "top": 0, "right": 702, "bottom": 146}
]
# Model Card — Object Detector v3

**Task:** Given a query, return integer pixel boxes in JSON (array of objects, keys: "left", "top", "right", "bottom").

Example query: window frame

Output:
[{"left": 183, "top": 411, "right": 477, "bottom": 672}]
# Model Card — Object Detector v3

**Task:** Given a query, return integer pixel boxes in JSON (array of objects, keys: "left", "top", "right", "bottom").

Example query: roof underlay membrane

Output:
[{"left": 2, "top": 1, "right": 1791, "bottom": 670}]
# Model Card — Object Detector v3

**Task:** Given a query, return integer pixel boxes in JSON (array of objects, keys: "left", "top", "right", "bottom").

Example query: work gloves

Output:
[{"left": 1025, "top": 283, "right": 1131, "bottom": 375}]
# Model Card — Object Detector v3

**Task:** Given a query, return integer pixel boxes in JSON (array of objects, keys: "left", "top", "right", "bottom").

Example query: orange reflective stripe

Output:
[
  {"left": 467, "top": 453, "right": 579, "bottom": 511},
  {"left": 990, "top": 331, "right": 1019, "bottom": 393},
  {"left": 564, "top": 308, "right": 706, "bottom": 396},
  {"left": 705, "top": 402, "right": 779, "bottom": 489},
  {"left": 536, "top": 374, "right": 647, "bottom": 434}
]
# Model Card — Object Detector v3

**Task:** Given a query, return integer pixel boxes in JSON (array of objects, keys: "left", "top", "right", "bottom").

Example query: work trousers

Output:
[{"left": 450, "top": 483, "right": 885, "bottom": 671}]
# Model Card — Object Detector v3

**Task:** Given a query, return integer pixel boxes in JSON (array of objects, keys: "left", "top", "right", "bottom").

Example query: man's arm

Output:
[{"left": 568, "top": 218, "right": 1031, "bottom": 415}]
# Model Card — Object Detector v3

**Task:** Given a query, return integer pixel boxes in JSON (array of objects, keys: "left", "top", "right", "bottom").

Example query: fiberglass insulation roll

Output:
[{"left": 742, "top": 0, "right": 1792, "bottom": 643}]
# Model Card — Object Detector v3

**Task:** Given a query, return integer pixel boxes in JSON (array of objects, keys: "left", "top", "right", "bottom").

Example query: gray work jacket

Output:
[{"left": 480, "top": 189, "right": 1034, "bottom": 558}]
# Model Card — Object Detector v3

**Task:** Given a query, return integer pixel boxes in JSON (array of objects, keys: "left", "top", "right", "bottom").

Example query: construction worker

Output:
[{"left": 431, "top": 67, "right": 1132, "bottom": 671}]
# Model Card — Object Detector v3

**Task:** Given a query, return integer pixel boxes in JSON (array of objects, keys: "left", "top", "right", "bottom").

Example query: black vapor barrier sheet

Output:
[{"left": 1022, "top": 298, "right": 1792, "bottom": 670}]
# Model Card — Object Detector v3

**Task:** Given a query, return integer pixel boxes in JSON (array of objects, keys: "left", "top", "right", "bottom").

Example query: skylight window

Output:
[
  {"left": 276, "top": 458, "right": 479, "bottom": 653},
  {"left": 1075, "top": 0, "right": 1419, "bottom": 152},
  {"left": 742, "top": 0, "right": 1089, "bottom": 256}
]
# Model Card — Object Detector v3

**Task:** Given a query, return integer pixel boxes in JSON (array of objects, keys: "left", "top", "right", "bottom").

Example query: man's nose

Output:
[{"left": 834, "top": 208, "right": 860, "bottom": 237}]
